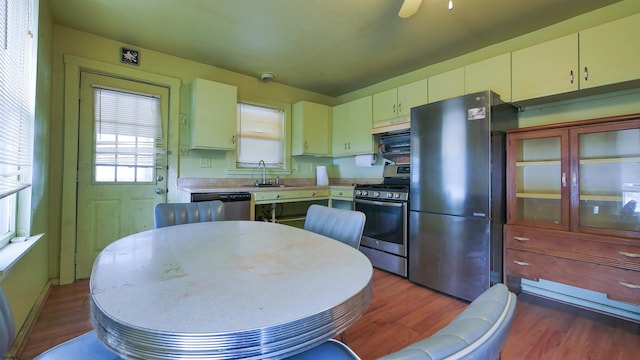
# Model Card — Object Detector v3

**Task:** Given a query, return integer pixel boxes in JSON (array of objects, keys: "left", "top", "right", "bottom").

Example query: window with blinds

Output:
[
  {"left": 236, "top": 103, "right": 284, "bottom": 168},
  {"left": 0, "top": 0, "right": 37, "bottom": 247},
  {"left": 93, "top": 87, "right": 163, "bottom": 183}
]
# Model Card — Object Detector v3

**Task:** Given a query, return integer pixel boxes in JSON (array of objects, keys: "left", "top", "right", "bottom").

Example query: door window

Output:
[{"left": 93, "top": 87, "right": 163, "bottom": 183}]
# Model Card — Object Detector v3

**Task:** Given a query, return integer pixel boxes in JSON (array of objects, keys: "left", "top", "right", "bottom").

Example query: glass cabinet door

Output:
[
  {"left": 575, "top": 125, "right": 640, "bottom": 234},
  {"left": 508, "top": 130, "right": 569, "bottom": 229}
]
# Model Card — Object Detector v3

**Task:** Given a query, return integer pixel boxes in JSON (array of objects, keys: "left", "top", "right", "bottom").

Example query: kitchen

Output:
[{"left": 1, "top": 0, "right": 640, "bottom": 358}]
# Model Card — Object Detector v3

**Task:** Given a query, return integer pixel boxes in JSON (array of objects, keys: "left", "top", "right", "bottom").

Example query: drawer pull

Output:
[
  {"left": 619, "top": 282, "right": 640, "bottom": 289},
  {"left": 513, "top": 260, "right": 530, "bottom": 266},
  {"left": 619, "top": 251, "right": 640, "bottom": 258},
  {"left": 513, "top": 236, "right": 529, "bottom": 242}
]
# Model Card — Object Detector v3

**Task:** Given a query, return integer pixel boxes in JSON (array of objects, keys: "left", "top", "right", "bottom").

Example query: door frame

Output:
[{"left": 60, "top": 55, "right": 181, "bottom": 284}]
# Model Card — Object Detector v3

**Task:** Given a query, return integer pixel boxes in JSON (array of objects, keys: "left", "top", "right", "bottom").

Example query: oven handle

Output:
[{"left": 354, "top": 198, "right": 404, "bottom": 207}]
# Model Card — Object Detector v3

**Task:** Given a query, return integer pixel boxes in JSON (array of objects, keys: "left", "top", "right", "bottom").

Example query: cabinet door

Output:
[
  {"left": 512, "top": 34, "right": 579, "bottom": 102},
  {"left": 465, "top": 53, "right": 512, "bottom": 102},
  {"left": 292, "top": 101, "right": 330, "bottom": 156},
  {"left": 572, "top": 121, "right": 640, "bottom": 238},
  {"left": 428, "top": 68, "right": 464, "bottom": 103},
  {"left": 190, "top": 78, "right": 237, "bottom": 150},
  {"left": 372, "top": 88, "right": 397, "bottom": 124},
  {"left": 331, "top": 102, "right": 349, "bottom": 156},
  {"left": 507, "top": 129, "right": 570, "bottom": 230},
  {"left": 579, "top": 13, "right": 640, "bottom": 90},
  {"left": 397, "top": 79, "right": 428, "bottom": 117},
  {"left": 346, "top": 96, "right": 375, "bottom": 155}
]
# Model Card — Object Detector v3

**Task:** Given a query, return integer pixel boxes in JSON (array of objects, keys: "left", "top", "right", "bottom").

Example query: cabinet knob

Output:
[
  {"left": 584, "top": 66, "right": 589, "bottom": 81},
  {"left": 561, "top": 172, "right": 567, "bottom": 188},
  {"left": 569, "top": 70, "right": 574, "bottom": 84}
]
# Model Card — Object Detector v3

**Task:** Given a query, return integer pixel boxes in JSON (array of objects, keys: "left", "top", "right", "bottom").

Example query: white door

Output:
[{"left": 76, "top": 72, "right": 169, "bottom": 278}]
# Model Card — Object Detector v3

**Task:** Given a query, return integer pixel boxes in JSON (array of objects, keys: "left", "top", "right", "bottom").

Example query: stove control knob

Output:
[
  {"left": 387, "top": 192, "right": 394, "bottom": 198},
  {"left": 361, "top": 190, "right": 368, "bottom": 196},
  {"left": 394, "top": 193, "right": 401, "bottom": 199},
  {"left": 373, "top": 191, "right": 380, "bottom": 197}
]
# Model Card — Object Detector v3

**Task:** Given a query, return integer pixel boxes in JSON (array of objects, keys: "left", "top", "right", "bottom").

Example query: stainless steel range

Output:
[{"left": 355, "top": 164, "right": 409, "bottom": 277}]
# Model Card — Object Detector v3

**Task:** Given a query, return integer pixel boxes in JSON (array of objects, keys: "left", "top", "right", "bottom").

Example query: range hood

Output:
[{"left": 371, "top": 117, "right": 410, "bottom": 135}]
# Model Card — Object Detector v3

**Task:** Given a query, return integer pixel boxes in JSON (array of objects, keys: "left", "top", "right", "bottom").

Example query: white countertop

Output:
[{"left": 90, "top": 221, "right": 372, "bottom": 358}]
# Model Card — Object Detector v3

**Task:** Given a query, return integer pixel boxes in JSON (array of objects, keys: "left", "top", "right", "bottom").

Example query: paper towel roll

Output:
[
  {"left": 316, "top": 166, "right": 329, "bottom": 186},
  {"left": 355, "top": 154, "right": 376, "bottom": 167}
]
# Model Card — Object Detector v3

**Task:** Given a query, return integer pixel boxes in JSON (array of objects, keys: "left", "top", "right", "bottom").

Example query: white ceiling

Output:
[{"left": 49, "top": 0, "right": 621, "bottom": 97}]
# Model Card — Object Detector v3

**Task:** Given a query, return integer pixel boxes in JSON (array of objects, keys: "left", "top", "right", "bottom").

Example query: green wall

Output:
[{"left": 0, "top": 0, "right": 53, "bottom": 339}]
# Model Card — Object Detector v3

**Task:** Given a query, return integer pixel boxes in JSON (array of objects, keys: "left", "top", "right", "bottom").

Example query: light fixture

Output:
[
  {"left": 259, "top": 72, "right": 274, "bottom": 82},
  {"left": 449, "top": 0, "right": 453, "bottom": 10}
]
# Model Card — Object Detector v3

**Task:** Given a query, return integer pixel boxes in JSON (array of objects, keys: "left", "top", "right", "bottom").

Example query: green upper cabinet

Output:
[
  {"left": 190, "top": 78, "right": 238, "bottom": 150},
  {"left": 579, "top": 13, "right": 640, "bottom": 90},
  {"left": 372, "top": 88, "right": 397, "bottom": 124},
  {"left": 292, "top": 101, "right": 331, "bottom": 156},
  {"left": 428, "top": 68, "right": 465, "bottom": 103},
  {"left": 426, "top": 54, "right": 511, "bottom": 104},
  {"left": 332, "top": 96, "right": 375, "bottom": 157},
  {"left": 465, "top": 53, "right": 512, "bottom": 102},
  {"left": 372, "top": 79, "right": 428, "bottom": 127},
  {"left": 512, "top": 34, "right": 579, "bottom": 102},
  {"left": 397, "top": 79, "right": 428, "bottom": 117},
  {"left": 513, "top": 13, "right": 640, "bottom": 103}
]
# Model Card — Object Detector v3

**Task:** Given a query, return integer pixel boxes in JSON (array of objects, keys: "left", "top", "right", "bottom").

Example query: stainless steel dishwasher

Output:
[{"left": 190, "top": 192, "right": 252, "bottom": 220}]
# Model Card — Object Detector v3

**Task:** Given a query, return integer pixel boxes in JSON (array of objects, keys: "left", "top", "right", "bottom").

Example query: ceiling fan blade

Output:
[{"left": 398, "top": 0, "right": 423, "bottom": 18}]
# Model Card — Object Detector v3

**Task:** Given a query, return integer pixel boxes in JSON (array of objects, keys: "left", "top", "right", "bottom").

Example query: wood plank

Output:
[{"left": 19, "top": 269, "right": 640, "bottom": 359}]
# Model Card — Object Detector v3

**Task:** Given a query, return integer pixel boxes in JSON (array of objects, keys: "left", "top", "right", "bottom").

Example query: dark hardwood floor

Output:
[{"left": 20, "top": 269, "right": 640, "bottom": 359}]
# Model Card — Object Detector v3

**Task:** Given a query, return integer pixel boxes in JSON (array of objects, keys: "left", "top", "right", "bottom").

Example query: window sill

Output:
[{"left": 0, "top": 233, "right": 44, "bottom": 280}]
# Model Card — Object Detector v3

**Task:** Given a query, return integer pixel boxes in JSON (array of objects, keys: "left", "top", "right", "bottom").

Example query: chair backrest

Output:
[
  {"left": 303, "top": 205, "right": 366, "bottom": 249},
  {"left": 153, "top": 200, "right": 225, "bottom": 228},
  {"left": 1, "top": 286, "right": 16, "bottom": 357},
  {"left": 378, "top": 283, "right": 517, "bottom": 360}
]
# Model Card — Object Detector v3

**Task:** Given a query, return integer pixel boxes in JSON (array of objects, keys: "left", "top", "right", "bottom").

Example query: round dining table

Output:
[{"left": 89, "top": 221, "right": 373, "bottom": 359}]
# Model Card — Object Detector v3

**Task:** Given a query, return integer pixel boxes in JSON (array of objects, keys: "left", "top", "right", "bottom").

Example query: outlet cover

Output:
[{"left": 200, "top": 157, "right": 211, "bottom": 168}]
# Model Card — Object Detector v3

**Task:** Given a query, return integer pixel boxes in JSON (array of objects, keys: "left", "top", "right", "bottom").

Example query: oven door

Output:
[{"left": 354, "top": 198, "right": 407, "bottom": 256}]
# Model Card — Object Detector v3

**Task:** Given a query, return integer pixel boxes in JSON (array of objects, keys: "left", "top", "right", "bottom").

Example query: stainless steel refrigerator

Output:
[{"left": 409, "top": 90, "right": 517, "bottom": 302}]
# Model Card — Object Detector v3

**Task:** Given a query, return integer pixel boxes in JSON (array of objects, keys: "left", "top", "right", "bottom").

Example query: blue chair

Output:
[
  {"left": 285, "top": 339, "right": 360, "bottom": 360},
  {"left": 303, "top": 204, "right": 366, "bottom": 249},
  {"left": 303, "top": 204, "right": 366, "bottom": 343},
  {"left": 153, "top": 200, "right": 225, "bottom": 228},
  {"left": 0, "top": 286, "right": 120, "bottom": 359},
  {"left": 34, "top": 331, "right": 122, "bottom": 359},
  {"left": 287, "top": 283, "right": 517, "bottom": 360}
]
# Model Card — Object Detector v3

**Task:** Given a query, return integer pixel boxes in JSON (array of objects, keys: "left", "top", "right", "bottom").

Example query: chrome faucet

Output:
[{"left": 258, "top": 160, "right": 267, "bottom": 184}]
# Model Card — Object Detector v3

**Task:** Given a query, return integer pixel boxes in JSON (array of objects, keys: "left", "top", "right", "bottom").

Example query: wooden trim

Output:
[{"left": 507, "top": 113, "right": 640, "bottom": 133}]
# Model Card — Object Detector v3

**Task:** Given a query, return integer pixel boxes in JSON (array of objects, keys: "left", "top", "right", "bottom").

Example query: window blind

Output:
[
  {"left": 236, "top": 103, "right": 283, "bottom": 168},
  {"left": 0, "top": 0, "right": 36, "bottom": 199},
  {"left": 93, "top": 86, "right": 164, "bottom": 182}
]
